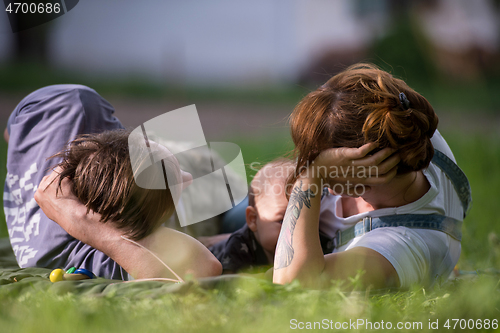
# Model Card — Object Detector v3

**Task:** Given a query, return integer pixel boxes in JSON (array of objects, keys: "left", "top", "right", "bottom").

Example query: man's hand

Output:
[
  {"left": 35, "top": 167, "right": 79, "bottom": 222},
  {"left": 34, "top": 167, "right": 112, "bottom": 248}
]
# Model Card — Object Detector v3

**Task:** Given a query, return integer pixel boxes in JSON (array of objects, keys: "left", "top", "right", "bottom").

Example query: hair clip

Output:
[{"left": 399, "top": 92, "right": 410, "bottom": 110}]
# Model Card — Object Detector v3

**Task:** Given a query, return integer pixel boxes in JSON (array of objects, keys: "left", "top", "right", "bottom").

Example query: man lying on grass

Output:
[{"left": 4, "top": 85, "right": 221, "bottom": 281}]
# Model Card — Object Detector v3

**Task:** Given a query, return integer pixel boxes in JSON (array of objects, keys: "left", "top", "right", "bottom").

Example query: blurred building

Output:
[
  {"left": 0, "top": 0, "right": 498, "bottom": 85},
  {"left": 0, "top": 0, "right": 387, "bottom": 85}
]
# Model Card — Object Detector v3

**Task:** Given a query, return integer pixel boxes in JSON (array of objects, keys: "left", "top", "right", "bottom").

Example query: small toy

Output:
[
  {"left": 49, "top": 268, "right": 64, "bottom": 282},
  {"left": 66, "top": 267, "right": 76, "bottom": 274},
  {"left": 49, "top": 267, "right": 95, "bottom": 282},
  {"left": 74, "top": 268, "right": 94, "bottom": 279}
]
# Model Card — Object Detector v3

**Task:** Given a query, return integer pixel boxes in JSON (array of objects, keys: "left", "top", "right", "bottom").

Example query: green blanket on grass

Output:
[{"left": 0, "top": 238, "right": 263, "bottom": 298}]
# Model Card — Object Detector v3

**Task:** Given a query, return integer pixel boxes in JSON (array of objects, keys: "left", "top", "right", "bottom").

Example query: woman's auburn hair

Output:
[
  {"left": 288, "top": 63, "right": 438, "bottom": 187},
  {"left": 53, "top": 130, "right": 175, "bottom": 241}
]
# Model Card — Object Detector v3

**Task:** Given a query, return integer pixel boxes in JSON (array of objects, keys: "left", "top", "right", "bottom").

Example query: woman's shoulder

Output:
[{"left": 431, "top": 130, "right": 457, "bottom": 163}]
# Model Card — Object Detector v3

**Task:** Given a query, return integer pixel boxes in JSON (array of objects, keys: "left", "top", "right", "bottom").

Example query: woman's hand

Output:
[{"left": 312, "top": 143, "right": 401, "bottom": 191}]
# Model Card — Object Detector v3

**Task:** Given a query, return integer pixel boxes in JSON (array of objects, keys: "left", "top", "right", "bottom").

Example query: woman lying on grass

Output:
[
  {"left": 4, "top": 85, "right": 221, "bottom": 281},
  {"left": 273, "top": 64, "right": 471, "bottom": 289}
]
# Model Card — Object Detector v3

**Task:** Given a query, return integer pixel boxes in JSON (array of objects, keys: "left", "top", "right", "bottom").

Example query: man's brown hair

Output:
[{"left": 53, "top": 130, "right": 175, "bottom": 241}]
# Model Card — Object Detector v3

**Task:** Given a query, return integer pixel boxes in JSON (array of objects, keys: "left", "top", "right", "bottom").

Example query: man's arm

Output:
[{"left": 34, "top": 169, "right": 222, "bottom": 280}]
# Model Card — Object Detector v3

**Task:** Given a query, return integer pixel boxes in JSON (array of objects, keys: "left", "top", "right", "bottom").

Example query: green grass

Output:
[
  {"left": 232, "top": 129, "right": 294, "bottom": 183},
  {"left": 0, "top": 275, "right": 499, "bottom": 332},
  {"left": 1, "top": 128, "right": 500, "bottom": 332}
]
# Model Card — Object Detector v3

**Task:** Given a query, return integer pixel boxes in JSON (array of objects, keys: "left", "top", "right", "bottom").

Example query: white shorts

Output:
[{"left": 337, "top": 227, "right": 461, "bottom": 288}]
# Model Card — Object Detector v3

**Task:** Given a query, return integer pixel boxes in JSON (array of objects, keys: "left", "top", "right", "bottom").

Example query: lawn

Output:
[{"left": 1, "top": 124, "right": 500, "bottom": 332}]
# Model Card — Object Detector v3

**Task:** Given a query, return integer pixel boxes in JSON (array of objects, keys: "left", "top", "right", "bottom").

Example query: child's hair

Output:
[
  {"left": 248, "top": 158, "right": 296, "bottom": 207},
  {"left": 288, "top": 63, "right": 438, "bottom": 187},
  {"left": 52, "top": 130, "right": 175, "bottom": 241}
]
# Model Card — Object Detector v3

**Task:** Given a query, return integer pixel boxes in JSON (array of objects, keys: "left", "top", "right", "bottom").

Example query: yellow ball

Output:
[{"left": 50, "top": 269, "right": 65, "bottom": 283}]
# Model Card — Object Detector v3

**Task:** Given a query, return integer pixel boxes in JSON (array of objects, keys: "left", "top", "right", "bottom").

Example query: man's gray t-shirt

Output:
[{"left": 4, "top": 84, "right": 129, "bottom": 280}]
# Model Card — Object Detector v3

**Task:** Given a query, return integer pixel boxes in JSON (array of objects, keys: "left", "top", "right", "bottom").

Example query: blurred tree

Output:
[
  {"left": 6, "top": 0, "right": 60, "bottom": 63},
  {"left": 368, "top": 14, "right": 437, "bottom": 89}
]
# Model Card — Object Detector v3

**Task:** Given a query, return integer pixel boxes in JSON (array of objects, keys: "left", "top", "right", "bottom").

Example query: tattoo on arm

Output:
[{"left": 274, "top": 181, "right": 316, "bottom": 270}]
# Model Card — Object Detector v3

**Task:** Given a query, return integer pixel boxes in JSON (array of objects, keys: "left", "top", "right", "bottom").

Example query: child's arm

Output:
[{"left": 35, "top": 169, "right": 222, "bottom": 280}]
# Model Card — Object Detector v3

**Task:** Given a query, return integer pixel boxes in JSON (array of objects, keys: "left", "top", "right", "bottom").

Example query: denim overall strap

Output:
[
  {"left": 334, "top": 214, "right": 463, "bottom": 248},
  {"left": 431, "top": 149, "right": 472, "bottom": 217}
]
